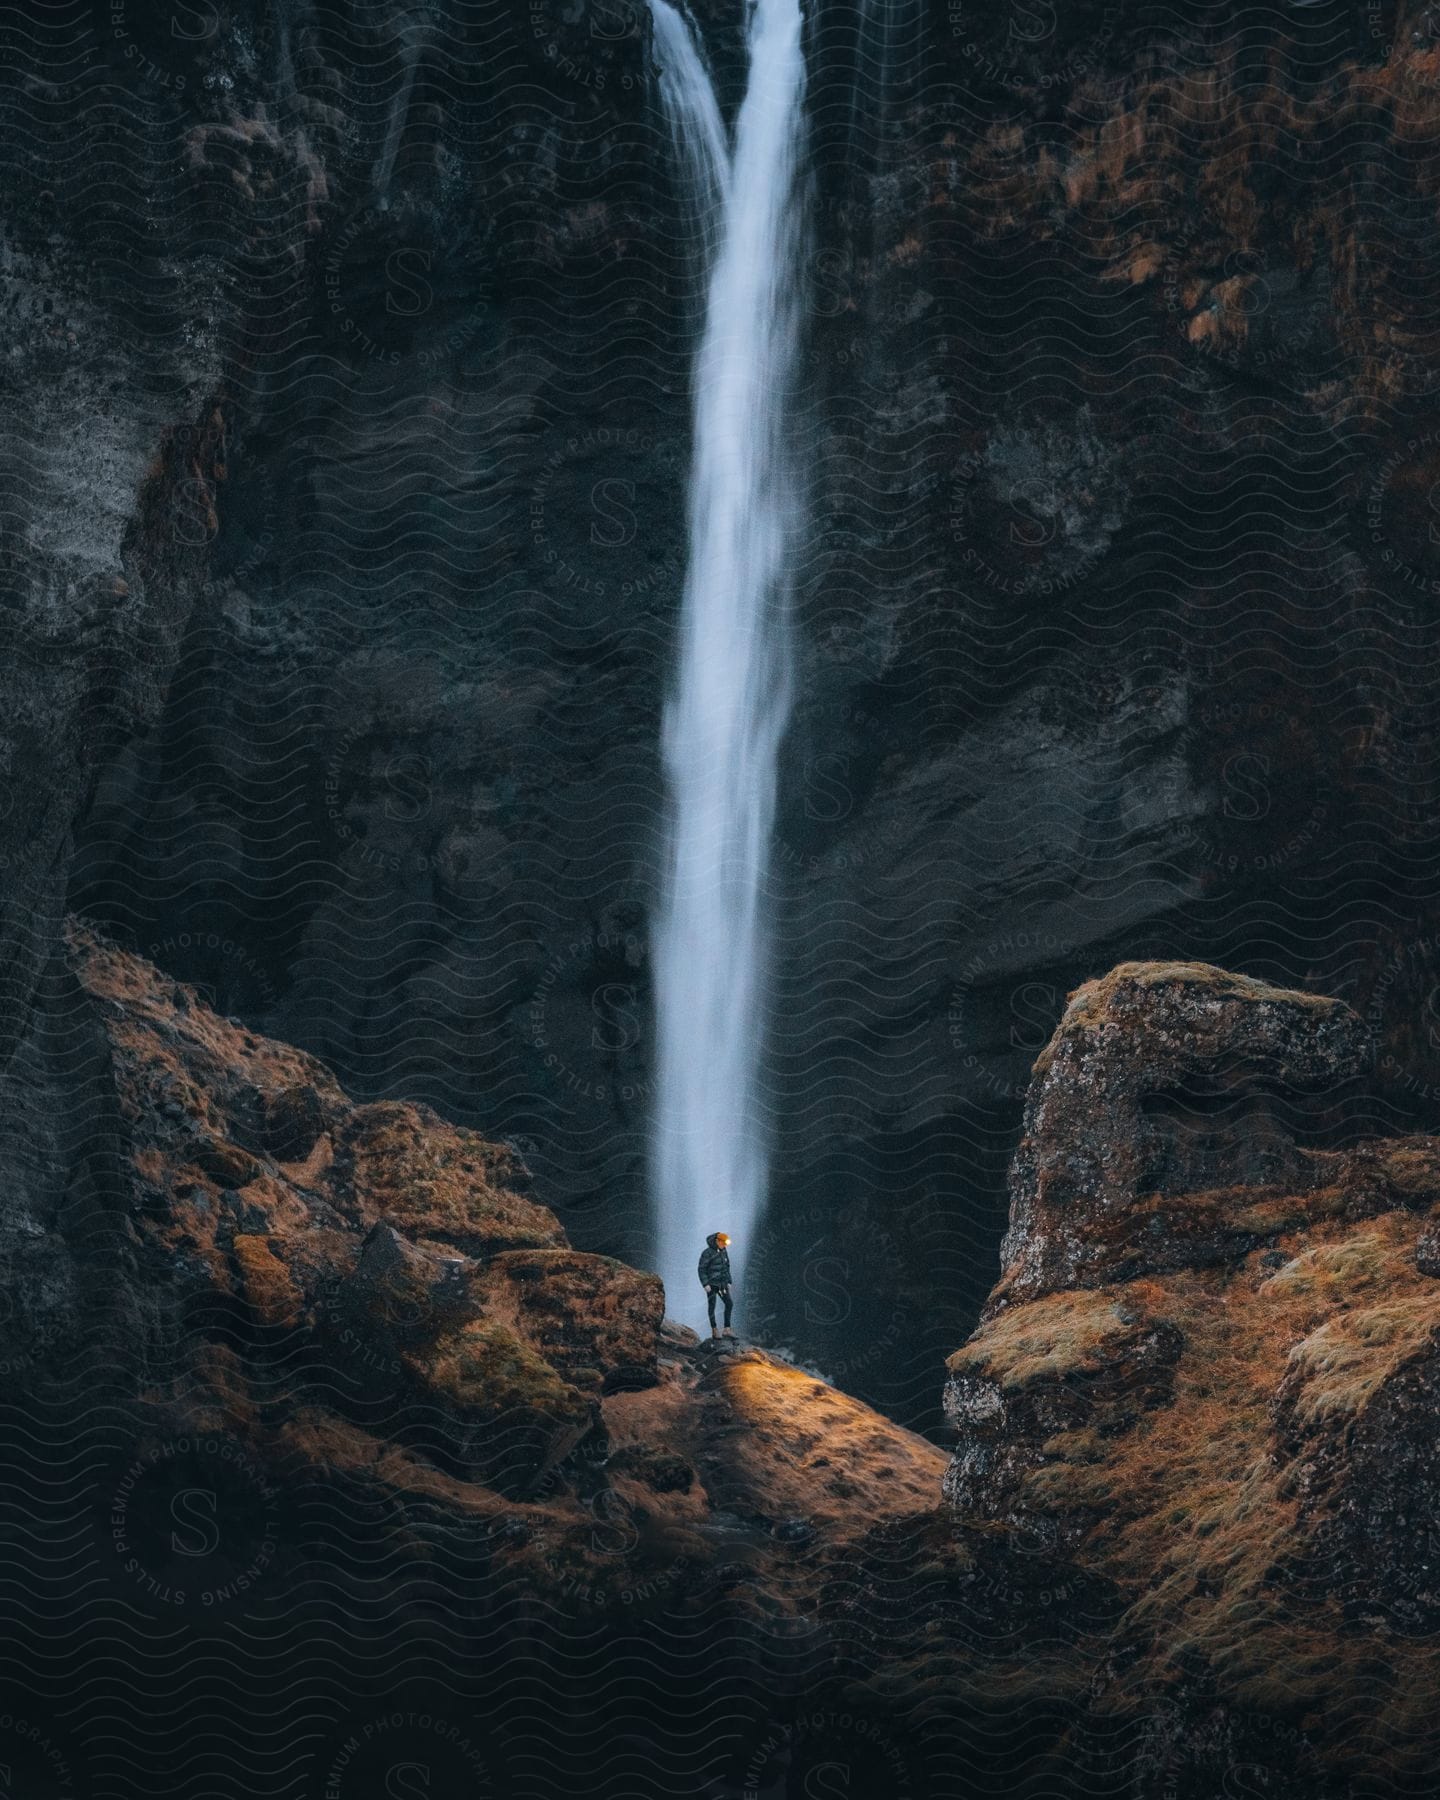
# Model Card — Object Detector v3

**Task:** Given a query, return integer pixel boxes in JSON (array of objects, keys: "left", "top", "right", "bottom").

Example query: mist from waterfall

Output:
[{"left": 649, "top": 0, "right": 809, "bottom": 1331}]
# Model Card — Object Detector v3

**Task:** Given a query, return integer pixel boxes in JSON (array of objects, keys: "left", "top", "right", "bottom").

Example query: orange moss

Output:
[
  {"left": 985, "top": 1207, "right": 1440, "bottom": 1731},
  {"left": 277, "top": 1132, "right": 335, "bottom": 1185},
  {"left": 1372, "top": 1142, "right": 1440, "bottom": 1205},
  {"left": 231, "top": 1234, "right": 304, "bottom": 1327},
  {"left": 472, "top": 1250, "right": 662, "bottom": 1393},
  {"left": 714, "top": 1351, "right": 947, "bottom": 1531},
  {"left": 1286, "top": 1293, "right": 1440, "bottom": 1425},
  {"left": 72, "top": 921, "right": 344, "bottom": 1111},
  {"left": 957, "top": 35, "right": 1440, "bottom": 417},
  {"left": 189, "top": 1342, "right": 260, "bottom": 1430},
  {"left": 949, "top": 1287, "right": 1158, "bottom": 1390},
  {"left": 343, "top": 1102, "right": 565, "bottom": 1255},
  {"left": 408, "top": 1318, "right": 589, "bottom": 1429}
]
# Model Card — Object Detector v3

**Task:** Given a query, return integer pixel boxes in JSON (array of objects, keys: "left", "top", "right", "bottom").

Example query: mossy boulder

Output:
[
  {"left": 472, "top": 1250, "right": 665, "bottom": 1394},
  {"left": 998, "top": 960, "right": 1369, "bottom": 1304},
  {"left": 335, "top": 1101, "right": 565, "bottom": 1257},
  {"left": 404, "top": 1319, "right": 595, "bottom": 1495}
]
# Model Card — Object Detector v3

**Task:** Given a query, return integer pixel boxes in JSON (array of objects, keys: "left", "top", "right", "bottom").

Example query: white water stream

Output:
[{"left": 649, "top": 0, "right": 809, "bottom": 1330}]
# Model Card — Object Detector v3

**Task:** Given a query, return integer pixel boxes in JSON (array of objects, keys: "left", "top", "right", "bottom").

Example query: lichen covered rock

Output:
[
  {"left": 472, "top": 1250, "right": 664, "bottom": 1396},
  {"left": 997, "top": 960, "right": 1370, "bottom": 1304},
  {"left": 59, "top": 921, "right": 941, "bottom": 1559},
  {"left": 944, "top": 1287, "right": 1182, "bottom": 1550},
  {"left": 69, "top": 923, "right": 610, "bottom": 1494},
  {"left": 403, "top": 1317, "right": 596, "bottom": 1495},
  {"left": 942, "top": 961, "right": 1440, "bottom": 1785}
]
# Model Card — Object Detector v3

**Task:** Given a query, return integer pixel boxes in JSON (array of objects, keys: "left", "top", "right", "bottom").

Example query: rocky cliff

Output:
[
  {"left": 942, "top": 961, "right": 1440, "bottom": 1794},
  {"left": 2, "top": 927, "right": 964, "bottom": 1798},
  {"left": 7, "top": 2, "right": 1440, "bottom": 1794},
  {"left": 0, "top": 1, "right": 1430, "bottom": 1422},
  {"left": 7, "top": 932, "right": 1439, "bottom": 1796}
]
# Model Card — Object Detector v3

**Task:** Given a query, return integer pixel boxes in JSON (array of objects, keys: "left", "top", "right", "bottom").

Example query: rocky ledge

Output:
[
  {"left": 37, "top": 924, "right": 946, "bottom": 1618},
  {"left": 9, "top": 935, "right": 1440, "bottom": 1796}
]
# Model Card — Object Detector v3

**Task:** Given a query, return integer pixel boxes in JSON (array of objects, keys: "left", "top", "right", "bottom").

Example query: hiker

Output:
[{"left": 698, "top": 1231, "right": 734, "bottom": 1340}]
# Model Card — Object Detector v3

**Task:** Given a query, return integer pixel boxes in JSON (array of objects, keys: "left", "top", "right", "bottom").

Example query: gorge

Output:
[{"left": 4, "top": 0, "right": 1440, "bottom": 1794}]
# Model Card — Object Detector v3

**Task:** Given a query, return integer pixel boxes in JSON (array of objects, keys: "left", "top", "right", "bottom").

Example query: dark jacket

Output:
[{"left": 697, "top": 1234, "right": 731, "bottom": 1290}]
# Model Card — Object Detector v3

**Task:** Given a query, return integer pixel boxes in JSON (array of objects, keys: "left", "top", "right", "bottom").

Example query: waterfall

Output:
[
  {"left": 649, "top": 0, "right": 809, "bottom": 1331},
  {"left": 648, "top": 0, "right": 728, "bottom": 278}
]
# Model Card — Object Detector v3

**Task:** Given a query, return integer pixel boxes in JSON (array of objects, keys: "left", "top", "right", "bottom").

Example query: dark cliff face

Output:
[{"left": 1, "top": 0, "right": 1436, "bottom": 1424}]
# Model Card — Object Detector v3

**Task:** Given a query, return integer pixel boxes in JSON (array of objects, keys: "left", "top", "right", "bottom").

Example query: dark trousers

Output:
[{"left": 706, "top": 1285, "right": 733, "bottom": 1329}]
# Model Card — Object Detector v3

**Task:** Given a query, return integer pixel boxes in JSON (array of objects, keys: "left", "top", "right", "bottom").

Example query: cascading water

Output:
[
  {"left": 648, "top": 0, "right": 728, "bottom": 275},
  {"left": 648, "top": 0, "right": 809, "bottom": 1331}
]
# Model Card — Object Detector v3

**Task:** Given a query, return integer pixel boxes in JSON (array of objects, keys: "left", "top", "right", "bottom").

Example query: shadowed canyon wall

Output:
[{"left": 2, "top": 0, "right": 1438, "bottom": 1436}]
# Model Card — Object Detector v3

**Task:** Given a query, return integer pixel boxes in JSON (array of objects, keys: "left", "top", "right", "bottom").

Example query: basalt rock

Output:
[
  {"left": 941, "top": 959, "right": 1440, "bottom": 1790},
  {"left": 67, "top": 921, "right": 664, "bottom": 1493},
  {"left": 472, "top": 1248, "right": 666, "bottom": 1396},
  {"left": 995, "top": 961, "right": 1371, "bottom": 1305},
  {"left": 1273, "top": 1260, "right": 1440, "bottom": 1634},
  {"left": 11, "top": 943, "right": 1440, "bottom": 1792},
  {"left": 42, "top": 921, "right": 945, "bottom": 1540},
  {"left": 944, "top": 1287, "right": 1183, "bottom": 1553}
]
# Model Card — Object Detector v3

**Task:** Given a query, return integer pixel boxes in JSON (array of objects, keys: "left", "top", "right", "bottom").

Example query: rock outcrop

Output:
[
  {"left": 69, "top": 921, "right": 666, "bottom": 1496},
  {"left": 37, "top": 923, "right": 945, "bottom": 1578},
  {"left": 10, "top": 935, "right": 1440, "bottom": 1795},
  {"left": 995, "top": 961, "right": 1372, "bottom": 1302},
  {"left": 943, "top": 959, "right": 1440, "bottom": 1791}
]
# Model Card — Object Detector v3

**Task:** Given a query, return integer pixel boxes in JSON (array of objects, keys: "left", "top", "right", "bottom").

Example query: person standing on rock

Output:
[{"left": 698, "top": 1232, "right": 735, "bottom": 1340}]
